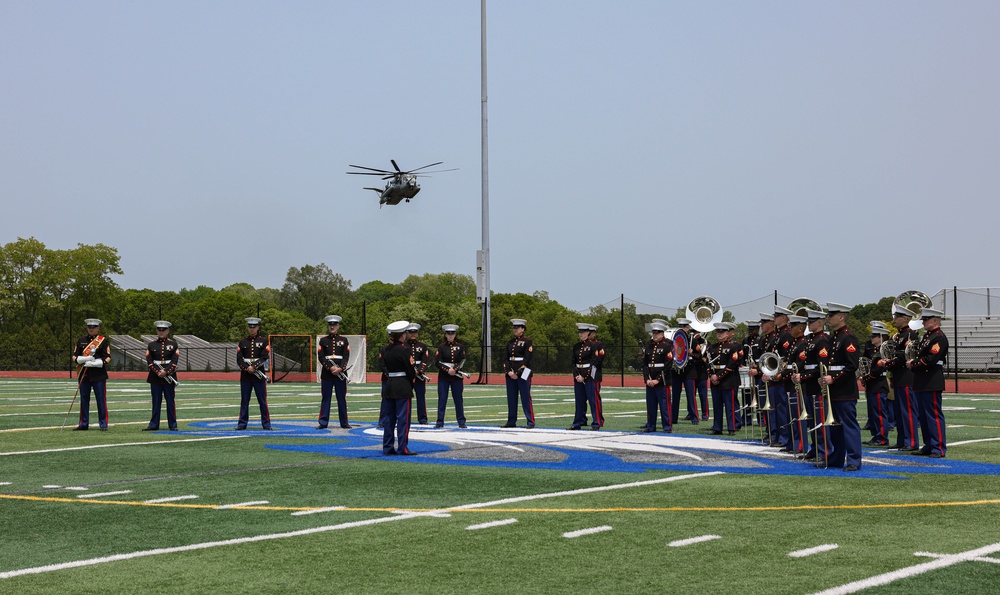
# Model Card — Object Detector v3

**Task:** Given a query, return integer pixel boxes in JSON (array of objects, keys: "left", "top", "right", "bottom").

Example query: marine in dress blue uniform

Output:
[
  {"left": 783, "top": 315, "right": 810, "bottom": 454},
  {"left": 671, "top": 318, "right": 700, "bottom": 424},
  {"left": 642, "top": 321, "right": 674, "bottom": 433},
  {"left": 820, "top": 303, "right": 862, "bottom": 471},
  {"left": 382, "top": 321, "right": 417, "bottom": 455},
  {"left": 795, "top": 309, "right": 830, "bottom": 462},
  {"left": 861, "top": 323, "right": 892, "bottom": 446},
  {"left": 764, "top": 306, "right": 794, "bottom": 448},
  {"left": 72, "top": 318, "right": 111, "bottom": 431},
  {"left": 502, "top": 319, "right": 535, "bottom": 428},
  {"left": 144, "top": 321, "right": 179, "bottom": 431},
  {"left": 570, "top": 323, "right": 600, "bottom": 430},
  {"left": 709, "top": 322, "right": 743, "bottom": 435},
  {"left": 406, "top": 323, "right": 431, "bottom": 425},
  {"left": 317, "top": 315, "right": 352, "bottom": 429},
  {"left": 235, "top": 318, "right": 272, "bottom": 430},
  {"left": 880, "top": 304, "right": 922, "bottom": 451},
  {"left": 689, "top": 324, "right": 710, "bottom": 421},
  {"left": 749, "top": 313, "right": 776, "bottom": 441},
  {"left": 588, "top": 325, "right": 606, "bottom": 427},
  {"left": 909, "top": 308, "right": 949, "bottom": 458},
  {"left": 434, "top": 324, "right": 467, "bottom": 428},
  {"left": 740, "top": 320, "right": 761, "bottom": 425}
]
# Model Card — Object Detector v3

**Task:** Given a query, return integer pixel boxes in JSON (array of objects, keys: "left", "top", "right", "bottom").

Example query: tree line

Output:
[{"left": 0, "top": 237, "right": 895, "bottom": 373}]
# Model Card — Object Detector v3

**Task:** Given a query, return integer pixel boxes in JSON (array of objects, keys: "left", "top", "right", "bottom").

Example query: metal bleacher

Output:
[
  {"left": 109, "top": 334, "right": 303, "bottom": 374},
  {"left": 950, "top": 317, "right": 1000, "bottom": 372}
]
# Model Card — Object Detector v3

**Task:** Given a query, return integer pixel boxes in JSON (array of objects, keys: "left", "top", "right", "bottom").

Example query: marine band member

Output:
[
  {"left": 908, "top": 308, "right": 949, "bottom": 458},
  {"left": 144, "top": 320, "right": 179, "bottom": 431},
  {"left": 502, "top": 318, "right": 535, "bottom": 428},
  {"left": 317, "top": 315, "right": 352, "bottom": 429},
  {"left": 236, "top": 317, "right": 272, "bottom": 430},
  {"left": 819, "top": 302, "right": 862, "bottom": 471},
  {"left": 72, "top": 318, "right": 111, "bottom": 431}
]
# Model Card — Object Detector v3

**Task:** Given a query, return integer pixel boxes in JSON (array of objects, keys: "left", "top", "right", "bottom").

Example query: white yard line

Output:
[
  {"left": 144, "top": 495, "right": 199, "bottom": 504},
  {"left": 216, "top": 500, "right": 269, "bottom": 509},
  {"left": 668, "top": 535, "right": 721, "bottom": 547},
  {"left": 789, "top": 544, "right": 839, "bottom": 558},
  {"left": 78, "top": 490, "right": 132, "bottom": 499},
  {"left": 810, "top": 542, "right": 1000, "bottom": 595},
  {"left": 0, "top": 469, "right": 721, "bottom": 579},
  {"left": 915, "top": 552, "right": 1000, "bottom": 564},
  {"left": 290, "top": 506, "right": 345, "bottom": 516},
  {"left": 466, "top": 518, "right": 518, "bottom": 531},
  {"left": 563, "top": 526, "right": 613, "bottom": 538},
  {"left": 948, "top": 437, "right": 1000, "bottom": 446},
  {"left": 0, "top": 435, "right": 248, "bottom": 456}
]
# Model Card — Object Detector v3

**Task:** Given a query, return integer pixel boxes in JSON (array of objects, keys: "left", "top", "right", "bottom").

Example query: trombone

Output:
[
  {"left": 810, "top": 362, "right": 838, "bottom": 468},
  {"left": 757, "top": 351, "right": 782, "bottom": 444}
]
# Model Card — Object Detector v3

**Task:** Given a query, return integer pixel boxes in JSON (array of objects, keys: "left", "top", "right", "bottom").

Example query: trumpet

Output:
[
  {"left": 442, "top": 361, "right": 471, "bottom": 379},
  {"left": 243, "top": 358, "right": 270, "bottom": 383},
  {"left": 338, "top": 364, "right": 353, "bottom": 384},
  {"left": 153, "top": 363, "right": 179, "bottom": 386}
]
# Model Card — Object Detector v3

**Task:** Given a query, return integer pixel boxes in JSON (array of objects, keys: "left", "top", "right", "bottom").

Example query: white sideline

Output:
[
  {"left": 144, "top": 495, "right": 199, "bottom": 504},
  {"left": 915, "top": 551, "right": 1000, "bottom": 564},
  {"left": 77, "top": 490, "right": 131, "bottom": 499},
  {"left": 0, "top": 435, "right": 248, "bottom": 456},
  {"left": 0, "top": 470, "right": 721, "bottom": 579},
  {"left": 810, "top": 542, "right": 1000, "bottom": 594}
]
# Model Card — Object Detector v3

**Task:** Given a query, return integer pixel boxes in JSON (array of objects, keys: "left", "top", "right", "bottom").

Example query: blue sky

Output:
[{"left": 2, "top": 1, "right": 998, "bottom": 312}]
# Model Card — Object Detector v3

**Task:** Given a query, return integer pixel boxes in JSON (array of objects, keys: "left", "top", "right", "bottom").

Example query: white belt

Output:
[
  {"left": 829, "top": 365, "right": 845, "bottom": 371},
  {"left": 510, "top": 357, "right": 524, "bottom": 361},
  {"left": 936, "top": 361, "right": 944, "bottom": 366},
  {"left": 576, "top": 364, "right": 592, "bottom": 368},
  {"left": 804, "top": 364, "right": 817, "bottom": 370},
  {"left": 153, "top": 360, "right": 171, "bottom": 365},
  {"left": 414, "top": 360, "right": 422, "bottom": 365},
  {"left": 649, "top": 363, "right": 665, "bottom": 368},
  {"left": 325, "top": 355, "right": 343, "bottom": 360},
  {"left": 713, "top": 365, "right": 727, "bottom": 370},
  {"left": 387, "top": 372, "right": 407, "bottom": 377}
]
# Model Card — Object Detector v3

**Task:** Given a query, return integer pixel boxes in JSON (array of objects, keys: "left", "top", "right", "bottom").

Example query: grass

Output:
[{"left": 1, "top": 378, "right": 999, "bottom": 594}]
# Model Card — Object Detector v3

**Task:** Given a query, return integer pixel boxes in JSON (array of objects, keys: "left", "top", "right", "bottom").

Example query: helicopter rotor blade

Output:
[
  {"left": 411, "top": 168, "right": 458, "bottom": 176},
  {"left": 390, "top": 159, "right": 402, "bottom": 173},
  {"left": 348, "top": 171, "right": 393, "bottom": 176},
  {"left": 348, "top": 164, "right": 395, "bottom": 174},
  {"left": 407, "top": 162, "right": 445, "bottom": 173}
]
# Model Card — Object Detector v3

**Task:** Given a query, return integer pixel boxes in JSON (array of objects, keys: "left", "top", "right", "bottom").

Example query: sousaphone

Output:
[
  {"left": 895, "top": 290, "right": 933, "bottom": 330},
  {"left": 686, "top": 296, "right": 723, "bottom": 334}
]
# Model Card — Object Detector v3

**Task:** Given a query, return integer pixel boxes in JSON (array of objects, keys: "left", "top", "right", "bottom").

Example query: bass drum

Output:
[{"left": 665, "top": 328, "right": 690, "bottom": 370}]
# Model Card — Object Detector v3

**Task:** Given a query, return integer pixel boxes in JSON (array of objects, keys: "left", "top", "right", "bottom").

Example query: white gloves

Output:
[
  {"left": 84, "top": 359, "right": 104, "bottom": 368},
  {"left": 77, "top": 355, "right": 94, "bottom": 364}
]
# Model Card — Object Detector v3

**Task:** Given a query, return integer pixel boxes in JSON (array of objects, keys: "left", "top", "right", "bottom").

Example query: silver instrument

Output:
[
  {"left": 686, "top": 296, "right": 722, "bottom": 334},
  {"left": 154, "top": 363, "right": 179, "bottom": 386},
  {"left": 856, "top": 357, "right": 871, "bottom": 380},
  {"left": 895, "top": 290, "right": 933, "bottom": 331}
]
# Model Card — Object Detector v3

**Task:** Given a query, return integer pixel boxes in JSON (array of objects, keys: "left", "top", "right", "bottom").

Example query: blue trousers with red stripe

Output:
[
  {"left": 149, "top": 383, "right": 177, "bottom": 430},
  {"left": 891, "top": 386, "right": 921, "bottom": 449},
  {"left": 382, "top": 397, "right": 412, "bottom": 454},
  {"left": 78, "top": 378, "right": 108, "bottom": 429},
  {"left": 865, "top": 389, "right": 890, "bottom": 443},
  {"left": 711, "top": 387, "right": 742, "bottom": 433},
  {"left": 644, "top": 383, "right": 671, "bottom": 432},
  {"left": 238, "top": 380, "right": 270, "bottom": 428},
  {"left": 829, "top": 400, "right": 862, "bottom": 469},
  {"left": 504, "top": 374, "right": 535, "bottom": 426},
  {"left": 572, "top": 380, "right": 598, "bottom": 429},
  {"left": 318, "top": 377, "right": 348, "bottom": 428},
  {"left": 917, "top": 390, "right": 946, "bottom": 456},
  {"left": 671, "top": 376, "right": 698, "bottom": 422}
]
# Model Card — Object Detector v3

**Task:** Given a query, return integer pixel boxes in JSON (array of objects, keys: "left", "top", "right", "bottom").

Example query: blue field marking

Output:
[{"left": 183, "top": 421, "right": 1000, "bottom": 479}]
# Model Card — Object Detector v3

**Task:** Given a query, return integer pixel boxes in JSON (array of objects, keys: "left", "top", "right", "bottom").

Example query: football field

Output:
[{"left": 2, "top": 378, "right": 999, "bottom": 594}]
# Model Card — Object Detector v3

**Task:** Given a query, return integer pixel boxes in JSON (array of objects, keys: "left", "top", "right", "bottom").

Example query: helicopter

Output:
[{"left": 347, "top": 160, "right": 456, "bottom": 207}]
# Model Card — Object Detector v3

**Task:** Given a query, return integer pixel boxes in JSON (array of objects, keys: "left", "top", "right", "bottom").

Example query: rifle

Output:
[{"left": 442, "top": 361, "right": 471, "bottom": 379}]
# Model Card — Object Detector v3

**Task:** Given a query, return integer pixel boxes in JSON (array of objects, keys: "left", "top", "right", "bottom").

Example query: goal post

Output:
[
  {"left": 315, "top": 334, "right": 368, "bottom": 385},
  {"left": 267, "top": 334, "right": 315, "bottom": 382}
]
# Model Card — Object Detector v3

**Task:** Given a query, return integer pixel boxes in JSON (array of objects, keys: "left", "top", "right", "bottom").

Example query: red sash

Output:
[{"left": 83, "top": 335, "right": 106, "bottom": 357}]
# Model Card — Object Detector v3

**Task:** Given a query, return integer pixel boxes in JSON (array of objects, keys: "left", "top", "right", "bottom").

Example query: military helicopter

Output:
[{"left": 347, "top": 160, "right": 456, "bottom": 207}]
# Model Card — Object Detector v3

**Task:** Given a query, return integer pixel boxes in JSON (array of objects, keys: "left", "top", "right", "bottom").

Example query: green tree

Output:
[{"left": 280, "top": 264, "right": 353, "bottom": 320}]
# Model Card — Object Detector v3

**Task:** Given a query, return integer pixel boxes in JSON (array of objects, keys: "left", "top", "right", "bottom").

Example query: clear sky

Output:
[{"left": 2, "top": 1, "right": 998, "bottom": 313}]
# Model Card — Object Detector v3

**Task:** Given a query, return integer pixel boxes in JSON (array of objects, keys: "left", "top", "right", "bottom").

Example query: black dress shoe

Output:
[
  {"left": 591, "top": 426, "right": 600, "bottom": 431},
  {"left": 844, "top": 464, "right": 861, "bottom": 472},
  {"left": 500, "top": 424, "right": 516, "bottom": 428},
  {"left": 262, "top": 427, "right": 273, "bottom": 431},
  {"left": 99, "top": 427, "right": 108, "bottom": 431},
  {"left": 384, "top": 451, "right": 397, "bottom": 456},
  {"left": 73, "top": 426, "right": 88, "bottom": 431},
  {"left": 399, "top": 451, "right": 418, "bottom": 456},
  {"left": 929, "top": 453, "right": 944, "bottom": 458},
  {"left": 316, "top": 425, "right": 328, "bottom": 430},
  {"left": 803, "top": 455, "right": 817, "bottom": 461},
  {"left": 526, "top": 424, "right": 535, "bottom": 429},
  {"left": 642, "top": 427, "right": 654, "bottom": 433},
  {"left": 142, "top": 427, "right": 158, "bottom": 431},
  {"left": 567, "top": 425, "right": 581, "bottom": 430},
  {"left": 709, "top": 430, "right": 723, "bottom": 435},
  {"left": 234, "top": 426, "right": 247, "bottom": 431},
  {"left": 911, "top": 449, "right": 930, "bottom": 456},
  {"left": 458, "top": 423, "right": 467, "bottom": 428},
  {"left": 169, "top": 427, "right": 178, "bottom": 431},
  {"left": 341, "top": 424, "right": 353, "bottom": 429},
  {"left": 434, "top": 423, "right": 444, "bottom": 428}
]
